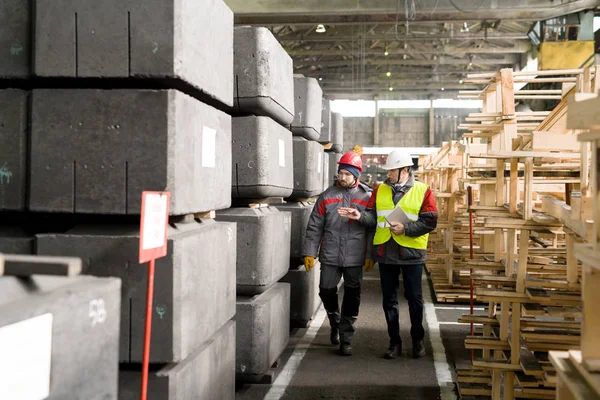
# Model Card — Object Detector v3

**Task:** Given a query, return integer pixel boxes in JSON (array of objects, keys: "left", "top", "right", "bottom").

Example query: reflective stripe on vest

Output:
[{"left": 373, "top": 181, "right": 429, "bottom": 249}]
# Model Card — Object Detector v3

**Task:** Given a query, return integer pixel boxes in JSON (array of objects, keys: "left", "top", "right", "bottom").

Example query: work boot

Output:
[
  {"left": 330, "top": 327, "right": 340, "bottom": 345},
  {"left": 384, "top": 343, "right": 402, "bottom": 359},
  {"left": 340, "top": 343, "right": 353, "bottom": 356},
  {"left": 412, "top": 340, "right": 426, "bottom": 358}
]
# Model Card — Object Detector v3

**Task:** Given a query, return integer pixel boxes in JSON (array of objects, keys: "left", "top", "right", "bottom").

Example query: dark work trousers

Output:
[
  {"left": 319, "top": 264, "right": 363, "bottom": 344},
  {"left": 378, "top": 263, "right": 425, "bottom": 346}
]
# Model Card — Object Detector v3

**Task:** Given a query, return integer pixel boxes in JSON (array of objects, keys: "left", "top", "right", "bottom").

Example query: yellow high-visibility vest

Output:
[{"left": 373, "top": 181, "right": 429, "bottom": 249}]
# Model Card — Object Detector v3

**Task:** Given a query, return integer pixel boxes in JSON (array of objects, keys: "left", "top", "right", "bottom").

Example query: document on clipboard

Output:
[{"left": 385, "top": 206, "right": 415, "bottom": 225}]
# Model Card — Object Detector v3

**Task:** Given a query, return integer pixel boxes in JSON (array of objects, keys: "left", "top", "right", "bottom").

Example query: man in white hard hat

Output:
[{"left": 339, "top": 149, "right": 437, "bottom": 359}]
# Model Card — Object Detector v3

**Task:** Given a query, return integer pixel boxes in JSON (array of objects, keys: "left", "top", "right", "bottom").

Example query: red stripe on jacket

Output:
[
  {"left": 318, "top": 198, "right": 343, "bottom": 215},
  {"left": 351, "top": 199, "right": 369, "bottom": 207}
]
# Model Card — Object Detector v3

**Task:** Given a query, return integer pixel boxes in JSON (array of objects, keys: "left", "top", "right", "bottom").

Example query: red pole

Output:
[
  {"left": 468, "top": 186, "right": 475, "bottom": 362},
  {"left": 141, "top": 258, "right": 156, "bottom": 400}
]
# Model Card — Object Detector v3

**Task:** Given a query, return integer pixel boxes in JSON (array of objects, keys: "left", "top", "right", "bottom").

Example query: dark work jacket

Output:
[{"left": 303, "top": 181, "right": 373, "bottom": 267}]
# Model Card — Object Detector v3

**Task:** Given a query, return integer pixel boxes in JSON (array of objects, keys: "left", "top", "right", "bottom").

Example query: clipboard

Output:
[{"left": 385, "top": 206, "right": 415, "bottom": 225}]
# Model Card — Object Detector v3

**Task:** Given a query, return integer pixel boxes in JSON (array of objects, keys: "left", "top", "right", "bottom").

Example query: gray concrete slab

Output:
[
  {"left": 232, "top": 116, "right": 294, "bottom": 199},
  {"left": 0, "top": 90, "right": 28, "bottom": 211},
  {"left": 119, "top": 319, "right": 236, "bottom": 400},
  {"left": 0, "top": 274, "right": 121, "bottom": 400},
  {"left": 290, "top": 137, "right": 324, "bottom": 199},
  {"left": 33, "top": 0, "right": 234, "bottom": 107},
  {"left": 36, "top": 219, "right": 236, "bottom": 363},
  {"left": 216, "top": 207, "right": 291, "bottom": 295},
  {"left": 291, "top": 76, "right": 322, "bottom": 141},
  {"left": 272, "top": 202, "right": 314, "bottom": 266},
  {"left": 0, "top": 227, "right": 34, "bottom": 254},
  {"left": 236, "top": 282, "right": 290, "bottom": 381},
  {"left": 29, "top": 89, "right": 232, "bottom": 215},
  {"left": 322, "top": 152, "right": 330, "bottom": 193},
  {"left": 0, "top": 0, "right": 31, "bottom": 77},
  {"left": 234, "top": 27, "right": 294, "bottom": 125},
  {"left": 318, "top": 99, "right": 332, "bottom": 144},
  {"left": 280, "top": 266, "right": 321, "bottom": 328},
  {"left": 327, "top": 152, "right": 341, "bottom": 187},
  {"left": 328, "top": 112, "right": 344, "bottom": 153}
]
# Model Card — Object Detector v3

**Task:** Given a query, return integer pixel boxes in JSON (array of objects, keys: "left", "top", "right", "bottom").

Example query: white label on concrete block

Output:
[
  {"left": 279, "top": 139, "right": 286, "bottom": 168},
  {"left": 202, "top": 126, "right": 217, "bottom": 168},
  {"left": 318, "top": 152, "right": 322, "bottom": 173},
  {"left": 0, "top": 313, "right": 53, "bottom": 400},
  {"left": 142, "top": 193, "right": 168, "bottom": 250}
]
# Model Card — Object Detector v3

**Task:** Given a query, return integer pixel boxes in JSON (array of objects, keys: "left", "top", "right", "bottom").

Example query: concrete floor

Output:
[{"left": 235, "top": 267, "right": 477, "bottom": 400}]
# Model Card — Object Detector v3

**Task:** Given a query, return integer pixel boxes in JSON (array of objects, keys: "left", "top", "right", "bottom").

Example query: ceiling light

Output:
[
  {"left": 441, "top": 87, "right": 445, "bottom": 91},
  {"left": 459, "top": 79, "right": 464, "bottom": 84},
  {"left": 386, "top": 71, "right": 391, "bottom": 77},
  {"left": 403, "top": 54, "right": 408, "bottom": 60},
  {"left": 460, "top": 22, "right": 469, "bottom": 33},
  {"left": 318, "top": 77, "right": 323, "bottom": 81},
  {"left": 384, "top": 44, "right": 389, "bottom": 56},
  {"left": 388, "top": 86, "right": 394, "bottom": 91},
  {"left": 315, "top": 24, "right": 326, "bottom": 33}
]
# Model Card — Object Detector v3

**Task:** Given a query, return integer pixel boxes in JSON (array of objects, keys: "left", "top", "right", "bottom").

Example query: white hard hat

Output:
[{"left": 381, "top": 149, "right": 413, "bottom": 170}]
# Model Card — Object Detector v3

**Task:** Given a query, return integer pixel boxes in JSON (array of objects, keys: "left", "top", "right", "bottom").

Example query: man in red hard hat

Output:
[
  {"left": 340, "top": 149, "right": 437, "bottom": 360},
  {"left": 303, "top": 151, "right": 372, "bottom": 356}
]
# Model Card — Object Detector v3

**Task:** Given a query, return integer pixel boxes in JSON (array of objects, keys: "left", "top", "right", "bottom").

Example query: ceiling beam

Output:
[
  {"left": 323, "top": 83, "right": 478, "bottom": 90},
  {"left": 313, "top": 68, "right": 494, "bottom": 75},
  {"left": 276, "top": 33, "right": 530, "bottom": 42},
  {"left": 325, "top": 91, "right": 464, "bottom": 100},
  {"left": 286, "top": 41, "right": 532, "bottom": 55},
  {"left": 293, "top": 54, "right": 520, "bottom": 68},
  {"left": 225, "top": 0, "right": 599, "bottom": 23}
]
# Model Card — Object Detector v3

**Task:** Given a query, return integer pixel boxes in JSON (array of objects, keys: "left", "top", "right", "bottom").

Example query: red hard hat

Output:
[{"left": 337, "top": 152, "right": 363, "bottom": 172}]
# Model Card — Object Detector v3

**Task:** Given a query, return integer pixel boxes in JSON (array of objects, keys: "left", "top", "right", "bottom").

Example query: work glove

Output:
[
  {"left": 364, "top": 258, "right": 375, "bottom": 272},
  {"left": 304, "top": 256, "right": 315, "bottom": 272}
]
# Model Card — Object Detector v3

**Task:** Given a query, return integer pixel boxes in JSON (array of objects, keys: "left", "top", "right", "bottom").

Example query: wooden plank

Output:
[
  {"left": 473, "top": 358, "right": 523, "bottom": 371},
  {"left": 531, "top": 132, "right": 580, "bottom": 151},
  {"left": 567, "top": 93, "right": 600, "bottom": 130},
  {"left": 475, "top": 289, "right": 532, "bottom": 303}
]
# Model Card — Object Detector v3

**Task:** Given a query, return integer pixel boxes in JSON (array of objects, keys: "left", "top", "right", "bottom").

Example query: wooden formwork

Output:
[
  {"left": 549, "top": 73, "right": 600, "bottom": 400},
  {"left": 420, "top": 66, "right": 600, "bottom": 399}
]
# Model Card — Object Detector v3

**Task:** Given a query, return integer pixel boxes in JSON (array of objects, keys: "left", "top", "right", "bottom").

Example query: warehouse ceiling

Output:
[{"left": 225, "top": 0, "right": 599, "bottom": 99}]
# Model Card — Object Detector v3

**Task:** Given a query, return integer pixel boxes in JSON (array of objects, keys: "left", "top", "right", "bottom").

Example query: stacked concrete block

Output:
[
  {"left": 233, "top": 27, "right": 294, "bottom": 126},
  {"left": 0, "top": 274, "right": 121, "bottom": 399},
  {"left": 280, "top": 262, "right": 321, "bottom": 328},
  {"left": 232, "top": 116, "right": 294, "bottom": 198},
  {"left": 216, "top": 207, "right": 291, "bottom": 295},
  {"left": 328, "top": 112, "right": 344, "bottom": 153},
  {"left": 2, "top": 0, "right": 237, "bottom": 397},
  {"left": 291, "top": 76, "right": 323, "bottom": 141},
  {"left": 318, "top": 99, "right": 332, "bottom": 144},
  {"left": 36, "top": 219, "right": 236, "bottom": 364},
  {"left": 0, "top": 1, "right": 30, "bottom": 77},
  {"left": 119, "top": 320, "right": 235, "bottom": 400},
  {"left": 0, "top": 90, "right": 28, "bottom": 211},
  {"left": 33, "top": 0, "right": 233, "bottom": 108},
  {"left": 0, "top": 227, "right": 34, "bottom": 254},
  {"left": 273, "top": 202, "right": 314, "bottom": 266},
  {"left": 29, "top": 89, "right": 232, "bottom": 215},
  {"left": 328, "top": 153, "right": 342, "bottom": 187},
  {"left": 290, "top": 137, "right": 325, "bottom": 199},
  {"left": 227, "top": 23, "right": 297, "bottom": 385},
  {"left": 322, "top": 152, "right": 330, "bottom": 192},
  {"left": 236, "top": 283, "right": 290, "bottom": 381}
]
